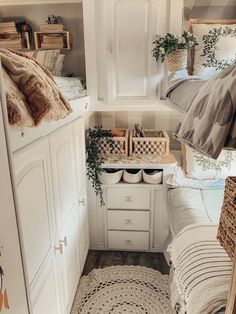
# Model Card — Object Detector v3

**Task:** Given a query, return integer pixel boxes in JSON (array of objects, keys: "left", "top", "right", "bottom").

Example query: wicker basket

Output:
[
  {"left": 167, "top": 49, "right": 187, "bottom": 72},
  {"left": 99, "top": 129, "right": 129, "bottom": 157},
  {"left": 217, "top": 176, "right": 236, "bottom": 261},
  {"left": 130, "top": 129, "right": 169, "bottom": 157}
]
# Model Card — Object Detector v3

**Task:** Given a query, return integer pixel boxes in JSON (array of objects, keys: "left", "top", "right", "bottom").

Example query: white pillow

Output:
[
  {"left": 183, "top": 144, "right": 236, "bottom": 180},
  {"left": 192, "top": 23, "right": 236, "bottom": 79}
]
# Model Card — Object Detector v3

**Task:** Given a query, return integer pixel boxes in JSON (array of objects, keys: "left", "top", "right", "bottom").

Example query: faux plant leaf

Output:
[
  {"left": 3, "top": 289, "right": 9, "bottom": 309},
  {"left": 0, "top": 291, "right": 3, "bottom": 311}
]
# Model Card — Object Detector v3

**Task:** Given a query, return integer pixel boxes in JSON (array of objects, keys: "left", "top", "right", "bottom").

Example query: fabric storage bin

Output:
[
  {"left": 123, "top": 169, "right": 142, "bottom": 184},
  {"left": 99, "top": 129, "right": 129, "bottom": 157},
  {"left": 99, "top": 169, "right": 123, "bottom": 185},
  {"left": 143, "top": 169, "right": 163, "bottom": 184},
  {"left": 130, "top": 129, "right": 169, "bottom": 157}
]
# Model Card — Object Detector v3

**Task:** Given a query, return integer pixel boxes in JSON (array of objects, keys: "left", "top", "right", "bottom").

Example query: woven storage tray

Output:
[
  {"left": 130, "top": 129, "right": 169, "bottom": 156},
  {"left": 99, "top": 129, "right": 129, "bottom": 157},
  {"left": 217, "top": 176, "right": 236, "bottom": 261}
]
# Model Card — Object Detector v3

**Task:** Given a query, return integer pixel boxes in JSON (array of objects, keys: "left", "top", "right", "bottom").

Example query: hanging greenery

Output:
[
  {"left": 152, "top": 30, "right": 198, "bottom": 62},
  {"left": 86, "top": 126, "right": 114, "bottom": 206}
]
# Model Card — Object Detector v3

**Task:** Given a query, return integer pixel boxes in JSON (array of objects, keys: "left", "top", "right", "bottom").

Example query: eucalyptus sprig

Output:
[
  {"left": 152, "top": 30, "right": 198, "bottom": 62},
  {"left": 86, "top": 126, "right": 114, "bottom": 206}
]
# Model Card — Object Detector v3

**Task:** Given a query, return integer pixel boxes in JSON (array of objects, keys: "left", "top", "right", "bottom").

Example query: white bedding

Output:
[
  {"left": 54, "top": 76, "right": 87, "bottom": 101},
  {"left": 168, "top": 188, "right": 224, "bottom": 237}
]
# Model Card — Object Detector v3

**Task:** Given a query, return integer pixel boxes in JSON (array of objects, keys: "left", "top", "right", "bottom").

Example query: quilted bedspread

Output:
[
  {"left": 174, "top": 64, "right": 236, "bottom": 159},
  {"left": 0, "top": 49, "right": 71, "bottom": 126}
]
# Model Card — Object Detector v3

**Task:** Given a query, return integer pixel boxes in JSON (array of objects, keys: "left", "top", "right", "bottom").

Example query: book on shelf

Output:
[
  {"left": 41, "top": 42, "right": 64, "bottom": 49},
  {"left": 0, "top": 21, "right": 17, "bottom": 33},
  {"left": 42, "top": 35, "right": 64, "bottom": 43},
  {"left": 0, "top": 32, "right": 19, "bottom": 40},
  {"left": 39, "top": 24, "right": 65, "bottom": 32}
]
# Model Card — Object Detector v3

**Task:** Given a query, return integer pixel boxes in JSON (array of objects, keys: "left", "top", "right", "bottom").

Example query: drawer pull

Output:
[
  {"left": 125, "top": 196, "right": 133, "bottom": 202},
  {"left": 59, "top": 236, "right": 67, "bottom": 247},
  {"left": 124, "top": 219, "right": 132, "bottom": 225},
  {"left": 54, "top": 244, "right": 63, "bottom": 255},
  {"left": 124, "top": 240, "right": 133, "bottom": 245}
]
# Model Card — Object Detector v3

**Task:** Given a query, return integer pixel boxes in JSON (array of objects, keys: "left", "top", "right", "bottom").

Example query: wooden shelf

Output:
[
  {"left": 34, "top": 31, "right": 72, "bottom": 50},
  {"left": 0, "top": 31, "right": 30, "bottom": 50}
]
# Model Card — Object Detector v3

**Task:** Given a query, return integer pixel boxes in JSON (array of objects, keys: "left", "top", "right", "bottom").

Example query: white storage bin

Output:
[
  {"left": 99, "top": 169, "right": 123, "bottom": 185},
  {"left": 123, "top": 169, "right": 142, "bottom": 184},
  {"left": 143, "top": 169, "right": 163, "bottom": 184}
]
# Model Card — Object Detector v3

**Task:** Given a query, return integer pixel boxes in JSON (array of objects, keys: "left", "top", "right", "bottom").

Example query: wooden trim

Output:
[
  {"left": 189, "top": 18, "right": 236, "bottom": 25},
  {"left": 226, "top": 251, "right": 236, "bottom": 314}
]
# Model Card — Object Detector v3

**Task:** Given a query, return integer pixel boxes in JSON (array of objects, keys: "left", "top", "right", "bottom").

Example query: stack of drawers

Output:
[{"left": 106, "top": 186, "right": 151, "bottom": 251}]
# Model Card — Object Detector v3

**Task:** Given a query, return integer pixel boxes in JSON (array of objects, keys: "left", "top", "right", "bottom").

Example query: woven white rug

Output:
[{"left": 71, "top": 266, "right": 172, "bottom": 314}]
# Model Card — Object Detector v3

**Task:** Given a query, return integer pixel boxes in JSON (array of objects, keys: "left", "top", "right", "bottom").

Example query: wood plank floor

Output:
[{"left": 82, "top": 250, "right": 169, "bottom": 276}]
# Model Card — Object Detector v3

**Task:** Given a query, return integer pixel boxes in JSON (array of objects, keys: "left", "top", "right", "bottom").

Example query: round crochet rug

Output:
[{"left": 71, "top": 266, "right": 172, "bottom": 314}]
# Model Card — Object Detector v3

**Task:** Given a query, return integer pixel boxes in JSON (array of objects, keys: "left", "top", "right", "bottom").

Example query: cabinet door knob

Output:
[
  {"left": 54, "top": 243, "right": 63, "bottom": 255},
  {"left": 124, "top": 219, "right": 132, "bottom": 225},
  {"left": 79, "top": 198, "right": 85, "bottom": 206},
  {"left": 59, "top": 236, "right": 67, "bottom": 247},
  {"left": 125, "top": 196, "right": 133, "bottom": 202}
]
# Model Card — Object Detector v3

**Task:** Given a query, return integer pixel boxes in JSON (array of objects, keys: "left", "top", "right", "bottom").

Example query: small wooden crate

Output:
[
  {"left": 130, "top": 129, "right": 169, "bottom": 156},
  {"left": 217, "top": 176, "right": 236, "bottom": 261},
  {"left": 99, "top": 129, "right": 129, "bottom": 157}
]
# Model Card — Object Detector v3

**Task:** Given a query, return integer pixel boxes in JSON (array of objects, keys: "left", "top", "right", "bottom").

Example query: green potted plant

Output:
[
  {"left": 152, "top": 30, "right": 198, "bottom": 71},
  {"left": 86, "top": 126, "right": 114, "bottom": 206}
]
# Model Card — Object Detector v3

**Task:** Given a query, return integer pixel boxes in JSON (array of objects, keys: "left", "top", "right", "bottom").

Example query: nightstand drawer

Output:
[
  {"left": 107, "top": 187, "right": 150, "bottom": 209},
  {"left": 108, "top": 231, "right": 149, "bottom": 250},
  {"left": 107, "top": 210, "right": 150, "bottom": 231}
]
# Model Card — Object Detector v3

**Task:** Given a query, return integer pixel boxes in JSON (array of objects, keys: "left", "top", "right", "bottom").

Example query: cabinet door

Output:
[
  {"left": 72, "top": 117, "right": 86, "bottom": 198},
  {"left": 31, "top": 256, "right": 61, "bottom": 314},
  {"left": 50, "top": 124, "right": 77, "bottom": 229},
  {"left": 58, "top": 207, "right": 80, "bottom": 313},
  {"left": 72, "top": 118, "right": 89, "bottom": 269},
  {"left": 106, "top": 0, "right": 158, "bottom": 105},
  {"left": 14, "top": 138, "right": 55, "bottom": 284}
]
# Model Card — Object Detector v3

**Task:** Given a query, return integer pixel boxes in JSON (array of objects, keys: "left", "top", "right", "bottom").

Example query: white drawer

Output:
[
  {"left": 107, "top": 210, "right": 150, "bottom": 231},
  {"left": 108, "top": 231, "right": 149, "bottom": 251},
  {"left": 107, "top": 187, "right": 150, "bottom": 209}
]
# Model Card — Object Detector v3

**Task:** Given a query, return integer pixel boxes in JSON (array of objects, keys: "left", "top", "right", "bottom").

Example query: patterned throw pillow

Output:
[
  {"left": 191, "top": 21, "right": 236, "bottom": 79},
  {"left": 52, "top": 54, "right": 65, "bottom": 76},
  {"left": 25, "top": 49, "right": 60, "bottom": 73},
  {"left": 182, "top": 144, "right": 236, "bottom": 180}
]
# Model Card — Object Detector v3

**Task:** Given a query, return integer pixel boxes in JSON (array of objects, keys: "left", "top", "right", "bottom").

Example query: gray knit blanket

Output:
[{"left": 174, "top": 65, "right": 236, "bottom": 159}]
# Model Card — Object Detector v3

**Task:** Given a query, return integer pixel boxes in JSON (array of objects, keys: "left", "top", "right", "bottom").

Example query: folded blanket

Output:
[
  {"left": 0, "top": 49, "right": 72, "bottom": 126},
  {"left": 165, "top": 76, "right": 201, "bottom": 98},
  {"left": 168, "top": 224, "right": 232, "bottom": 314},
  {"left": 173, "top": 64, "right": 236, "bottom": 159}
]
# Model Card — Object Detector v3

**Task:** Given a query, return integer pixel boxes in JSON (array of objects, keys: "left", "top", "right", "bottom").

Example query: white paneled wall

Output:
[{"left": 95, "top": 111, "right": 183, "bottom": 150}]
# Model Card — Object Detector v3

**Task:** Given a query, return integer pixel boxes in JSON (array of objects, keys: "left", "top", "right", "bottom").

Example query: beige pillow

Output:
[
  {"left": 52, "top": 54, "right": 65, "bottom": 76},
  {"left": 189, "top": 19, "right": 236, "bottom": 79},
  {"left": 25, "top": 49, "right": 60, "bottom": 73}
]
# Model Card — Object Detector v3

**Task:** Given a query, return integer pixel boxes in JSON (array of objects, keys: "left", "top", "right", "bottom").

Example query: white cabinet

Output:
[
  {"left": 106, "top": 0, "right": 158, "bottom": 105},
  {"left": 14, "top": 138, "right": 55, "bottom": 285},
  {"left": 13, "top": 117, "right": 89, "bottom": 314},
  {"left": 50, "top": 124, "right": 77, "bottom": 230}
]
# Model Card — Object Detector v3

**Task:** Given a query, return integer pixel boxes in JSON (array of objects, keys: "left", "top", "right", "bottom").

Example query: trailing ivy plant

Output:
[{"left": 86, "top": 126, "right": 114, "bottom": 206}]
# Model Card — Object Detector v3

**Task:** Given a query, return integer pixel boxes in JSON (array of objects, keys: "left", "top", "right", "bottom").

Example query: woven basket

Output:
[
  {"left": 98, "top": 129, "right": 129, "bottom": 157},
  {"left": 167, "top": 49, "right": 187, "bottom": 71},
  {"left": 130, "top": 129, "right": 169, "bottom": 157},
  {"left": 217, "top": 176, "right": 236, "bottom": 261}
]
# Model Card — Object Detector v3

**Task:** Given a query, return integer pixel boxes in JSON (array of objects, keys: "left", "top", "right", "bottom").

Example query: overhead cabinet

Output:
[{"left": 87, "top": 0, "right": 161, "bottom": 106}]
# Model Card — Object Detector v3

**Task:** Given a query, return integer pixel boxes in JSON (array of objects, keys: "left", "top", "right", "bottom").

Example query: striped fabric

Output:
[
  {"left": 25, "top": 49, "right": 60, "bottom": 73},
  {"left": 169, "top": 224, "right": 232, "bottom": 314}
]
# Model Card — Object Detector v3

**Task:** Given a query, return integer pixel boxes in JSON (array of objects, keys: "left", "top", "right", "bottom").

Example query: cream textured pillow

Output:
[
  {"left": 183, "top": 144, "right": 236, "bottom": 180},
  {"left": 191, "top": 21, "right": 236, "bottom": 79},
  {"left": 52, "top": 54, "right": 65, "bottom": 76},
  {"left": 25, "top": 49, "right": 60, "bottom": 73}
]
